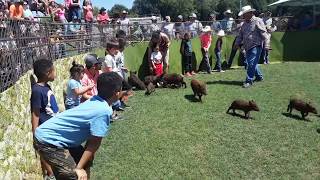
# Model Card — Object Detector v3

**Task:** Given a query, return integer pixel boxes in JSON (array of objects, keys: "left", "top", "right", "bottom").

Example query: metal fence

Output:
[{"left": 0, "top": 16, "right": 297, "bottom": 92}]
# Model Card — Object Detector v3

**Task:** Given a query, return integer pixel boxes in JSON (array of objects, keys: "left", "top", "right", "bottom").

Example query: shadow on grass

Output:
[
  {"left": 226, "top": 112, "right": 254, "bottom": 120},
  {"left": 282, "top": 112, "right": 311, "bottom": 122},
  {"left": 206, "top": 80, "right": 243, "bottom": 86},
  {"left": 184, "top": 95, "right": 200, "bottom": 103}
]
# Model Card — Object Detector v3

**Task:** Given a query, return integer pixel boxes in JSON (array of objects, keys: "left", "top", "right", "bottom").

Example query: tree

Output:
[
  {"left": 131, "top": 0, "right": 161, "bottom": 16},
  {"left": 108, "top": 4, "right": 129, "bottom": 18},
  {"left": 93, "top": 6, "right": 100, "bottom": 16}
]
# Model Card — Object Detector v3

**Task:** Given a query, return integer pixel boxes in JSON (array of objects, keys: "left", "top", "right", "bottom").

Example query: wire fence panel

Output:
[{"left": 0, "top": 17, "right": 292, "bottom": 92}]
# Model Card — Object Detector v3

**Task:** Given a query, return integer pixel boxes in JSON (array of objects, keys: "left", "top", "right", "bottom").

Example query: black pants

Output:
[{"left": 183, "top": 55, "right": 192, "bottom": 73}]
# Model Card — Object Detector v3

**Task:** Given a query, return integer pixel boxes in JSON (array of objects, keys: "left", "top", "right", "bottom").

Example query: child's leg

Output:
[
  {"left": 183, "top": 55, "right": 190, "bottom": 74},
  {"left": 34, "top": 139, "right": 78, "bottom": 179},
  {"left": 215, "top": 50, "right": 222, "bottom": 71},
  {"left": 201, "top": 48, "right": 211, "bottom": 73},
  {"left": 187, "top": 55, "right": 193, "bottom": 73}
]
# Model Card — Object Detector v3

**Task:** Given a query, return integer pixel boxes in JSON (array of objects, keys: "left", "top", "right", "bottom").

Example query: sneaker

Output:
[
  {"left": 191, "top": 71, "right": 197, "bottom": 75},
  {"left": 185, "top": 72, "right": 192, "bottom": 77},
  {"left": 242, "top": 82, "right": 252, "bottom": 88},
  {"left": 218, "top": 70, "right": 225, "bottom": 73},
  {"left": 116, "top": 107, "right": 125, "bottom": 111},
  {"left": 111, "top": 114, "right": 123, "bottom": 122},
  {"left": 254, "top": 77, "right": 264, "bottom": 82}
]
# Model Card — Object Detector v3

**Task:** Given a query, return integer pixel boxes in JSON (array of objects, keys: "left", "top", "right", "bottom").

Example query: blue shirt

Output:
[
  {"left": 182, "top": 39, "right": 192, "bottom": 56},
  {"left": 30, "top": 83, "right": 59, "bottom": 125},
  {"left": 35, "top": 96, "right": 112, "bottom": 148},
  {"left": 65, "top": 79, "right": 82, "bottom": 106}
]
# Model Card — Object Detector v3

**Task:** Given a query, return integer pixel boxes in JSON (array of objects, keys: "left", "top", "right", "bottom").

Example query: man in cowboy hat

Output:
[
  {"left": 149, "top": 15, "right": 160, "bottom": 33},
  {"left": 221, "top": 9, "right": 234, "bottom": 33},
  {"left": 235, "top": 5, "right": 268, "bottom": 88}
]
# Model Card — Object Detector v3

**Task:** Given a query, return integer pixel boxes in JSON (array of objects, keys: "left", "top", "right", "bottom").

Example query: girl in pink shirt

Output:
[
  {"left": 97, "top": 7, "right": 110, "bottom": 24},
  {"left": 83, "top": 0, "right": 93, "bottom": 22}
]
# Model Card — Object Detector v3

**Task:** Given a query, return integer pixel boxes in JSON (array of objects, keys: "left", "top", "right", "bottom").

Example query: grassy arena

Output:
[{"left": 92, "top": 62, "right": 320, "bottom": 179}]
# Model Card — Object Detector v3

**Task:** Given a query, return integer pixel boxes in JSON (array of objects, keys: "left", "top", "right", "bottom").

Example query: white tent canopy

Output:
[{"left": 268, "top": 0, "right": 320, "bottom": 7}]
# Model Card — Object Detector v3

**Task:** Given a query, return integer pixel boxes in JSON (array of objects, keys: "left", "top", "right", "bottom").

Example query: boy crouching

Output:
[{"left": 34, "top": 72, "right": 123, "bottom": 179}]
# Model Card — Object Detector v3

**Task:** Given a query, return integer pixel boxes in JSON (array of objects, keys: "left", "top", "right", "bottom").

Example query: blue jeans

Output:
[
  {"left": 112, "top": 100, "right": 122, "bottom": 110},
  {"left": 245, "top": 46, "right": 263, "bottom": 83},
  {"left": 70, "top": 7, "right": 81, "bottom": 20},
  {"left": 201, "top": 48, "right": 211, "bottom": 73},
  {"left": 215, "top": 49, "right": 222, "bottom": 71}
]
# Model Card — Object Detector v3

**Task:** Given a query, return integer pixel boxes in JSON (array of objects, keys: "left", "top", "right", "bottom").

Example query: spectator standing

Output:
[
  {"left": 221, "top": 9, "right": 234, "bottom": 34},
  {"left": 23, "top": 2, "right": 34, "bottom": 20},
  {"left": 174, "top": 15, "right": 185, "bottom": 39},
  {"left": 53, "top": 4, "right": 68, "bottom": 35},
  {"left": 97, "top": 7, "right": 109, "bottom": 24},
  {"left": 262, "top": 11, "right": 277, "bottom": 64},
  {"left": 69, "top": 0, "right": 80, "bottom": 20},
  {"left": 185, "top": 13, "right": 203, "bottom": 38},
  {"left": 213, "top": 30, "right": 225, "bottom": 72},
  {"left": 199, "top": 26, "right": 212, "bottom": 74},
  {"left": 162, "top": 16, "right": 174, "bottom": 39},
  {"left": 226, "top": 18, "right": 245, "bottom": 69},
  {"left": 119, "top": 10, "right": 130, "bottom": 35},
  {"left": 236, "top": 5, "right": 267, "bottom": 88},
  {"left": 9, "top": 0, "right": 24, "bottom": 20},
  {"left": 149, "top": 15, "right": 160, "bottom": 34},
  {"left": 209, "top": 13, "right": 222, "bottom": 34},
  {"left": 180, "top": 32, "right": 195, "bottom": 76}
]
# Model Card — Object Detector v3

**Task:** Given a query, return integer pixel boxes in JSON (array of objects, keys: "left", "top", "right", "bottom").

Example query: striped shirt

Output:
[{"left": 235, "top": 16, "right": 267, "bottom": 51}]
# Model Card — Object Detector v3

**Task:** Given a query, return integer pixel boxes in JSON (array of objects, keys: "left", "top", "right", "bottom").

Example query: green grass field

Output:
[{"left": 92, "top": 62, "right": 320, "bottom": 179}]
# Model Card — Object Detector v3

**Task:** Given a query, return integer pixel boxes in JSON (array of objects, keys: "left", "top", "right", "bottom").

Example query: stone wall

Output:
[{"left": 0, "top": 55, "right": 84, "bottom": 179}]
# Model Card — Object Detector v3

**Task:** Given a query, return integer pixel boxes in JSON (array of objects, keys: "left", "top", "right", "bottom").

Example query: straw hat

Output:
[
  {"left": 202, "top": 26, "right": 212, "bottom": 32},
  {"left": 217, "top": 30, "right": 225, "bottom": 37},
  {"left": 122, "top": 10, "right": 128, "bottom": 14},
  {"left": 238, "top": 5, "right": 256, "bottom": 16}
]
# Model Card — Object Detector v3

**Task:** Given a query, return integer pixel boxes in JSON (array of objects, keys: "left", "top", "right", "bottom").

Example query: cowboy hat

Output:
[
  {"left": 122, "top": 10, "right": 128, "bottom": 14},
  {"left": 238, "top": 5, "right": 256, "bottom": 16},
  {"left": 177, "top": 15, "right": 183, "bottom": 19},
  {"left": 217, "top": 30, "right": 225, "bottom": 37},
  {"left": 224, "top": 9, "right": 233, "bottom": 15},
  {"left": 189, "top": 13, "right": 197, "bottom": 18},
  {"left": 202, "top": 26, "right": 212, "bottom": 32}
]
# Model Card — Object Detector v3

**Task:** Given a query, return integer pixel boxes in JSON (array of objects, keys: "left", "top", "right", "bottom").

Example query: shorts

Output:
[
  {"left": 33, "top": 138, "right": 93, "bottom": 179},
  {"left": 154, "top": 63, "right": 163, "bottom": 77}
]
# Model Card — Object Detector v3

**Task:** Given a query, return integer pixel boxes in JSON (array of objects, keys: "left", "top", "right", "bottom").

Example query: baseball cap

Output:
[{"left": 85, "top": 54, "right": 99, "bottom": 67}]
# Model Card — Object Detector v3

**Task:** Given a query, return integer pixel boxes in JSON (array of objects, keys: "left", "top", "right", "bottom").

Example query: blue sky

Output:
[{"left": 56, "top": 0, "right": 134, "bottom": 10}]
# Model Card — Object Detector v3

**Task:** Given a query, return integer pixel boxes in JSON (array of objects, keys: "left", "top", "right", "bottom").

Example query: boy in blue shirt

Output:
[
  {"left": 31, "top": 58, "right": 59, "bottom": 178},
  {"left": 34, "top": 72, "right": 123, "bottom": 179}
]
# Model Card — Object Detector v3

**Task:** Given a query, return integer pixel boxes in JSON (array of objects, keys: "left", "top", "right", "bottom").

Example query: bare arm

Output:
[
  {"left": 73, "top": 85, "right": 93, "bottom": 96},
  {"left": 76, "top": 136, "right": 102, "bottom": 169},
  {"left": 31, "top": 109, "right": 40, "bottom": 134}
]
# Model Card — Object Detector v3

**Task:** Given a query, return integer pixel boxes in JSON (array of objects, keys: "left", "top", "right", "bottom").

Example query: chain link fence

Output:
[{"left": 0, "top": 17, "right": 294, "bottom": 92}]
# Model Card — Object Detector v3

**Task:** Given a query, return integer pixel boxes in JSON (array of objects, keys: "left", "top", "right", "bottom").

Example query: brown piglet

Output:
[
  {"left": 190, "top": 79, "right": 207, "bottom": 102},
  {"left": 227, "top": 99, "right": 260, "bottom": 119},
  {"left": 287, "top": 98, "right": 317, "bottom": 119}
]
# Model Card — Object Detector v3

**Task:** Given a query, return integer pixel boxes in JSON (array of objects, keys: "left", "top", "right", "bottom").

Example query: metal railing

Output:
[{"left": 0, "top": 16, "right": 303, "bottom": 92}]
